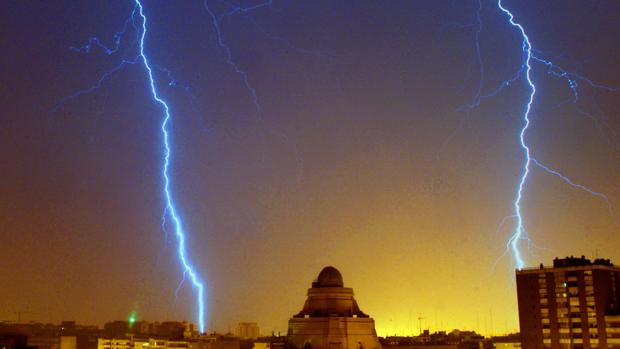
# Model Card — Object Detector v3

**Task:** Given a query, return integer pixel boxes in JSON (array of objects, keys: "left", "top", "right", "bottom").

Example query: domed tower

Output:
[{"left": 287, "top": 267, "right": 381, "bottom": 349}]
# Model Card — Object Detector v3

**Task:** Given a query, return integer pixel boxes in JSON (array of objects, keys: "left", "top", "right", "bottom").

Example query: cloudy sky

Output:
[{"left": 2, "top": 0, "right": 619, "bottom": 336}]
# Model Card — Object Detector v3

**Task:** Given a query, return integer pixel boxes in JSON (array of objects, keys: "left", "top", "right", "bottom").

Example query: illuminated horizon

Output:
[{"left": 2, "top": 1, "right": 619, "bottom": 338}]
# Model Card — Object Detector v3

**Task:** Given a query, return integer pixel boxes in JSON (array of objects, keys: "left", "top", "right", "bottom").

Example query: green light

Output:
[{"left": 128, "top": 311, "right": 137, "bottom": 326}]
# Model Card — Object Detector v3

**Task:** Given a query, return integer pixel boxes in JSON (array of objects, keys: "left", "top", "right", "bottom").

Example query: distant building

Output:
[
  {"left": 61, "top": 337, "right": 77, "bottom": 349},
  {"left": 287, "top": 266, "right": 382, "bottom": 349},
  {"left": 102, "top": 323, "right": 130, "bottom": 339},
  {"left": 0, "top": 322, "right": 101, "bottom": 349},
  {"left": 379, "top": 330, "right": 491, "bottom": 349},
  {"left": 97, "top": 338, "right": 190, "bottom": 349},
  {"left": 100, "top": 320, "right": 196, "bottom": 339},
  {"left": 516, "top": 256, "right": 620, "bottom": 349},
  {"left": 235, "top": 324, "right": 259, "bottom": 339},
  {"left": 0, "top": 333, "right": 30, "bottom": 349},
  {"left": 252, "top": 337, "right": 286, "bottom": 349},
  {"left": 157, "top": 323, "right": 186, "bottom": 340},
  {"left": 198, "top": 336, "right": 241, "bottom": 349},
  {"left": 97, "top": 338, "right": 132, "bottom": 349},
  {"left": 489, "top": 333, "right": 520, "bottom": 349}
]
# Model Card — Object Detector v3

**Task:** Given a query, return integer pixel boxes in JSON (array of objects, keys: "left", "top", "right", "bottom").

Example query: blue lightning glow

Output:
[
  {"left": 134, "top": 0, "right": 206, "bottom": 333},
  {"left": 203, "top": 0, "right": 263, "bottom": 114},
  {"left": 70, "top": 14, "right": 138, "bottom": 55},
  {"left": 201, "top": 0, "right": 311, "bottom": 182},
  {"left": 57, "top": 1, "right": 319, "bottom": 327},
  {"left": 442, "top": 0, "right": 523, "bottom": 156},
  {"left": 55, "top": 1, "right": 206, "bottom": 333},
  {"left": 201, "top": 0, "right": 329, "bottom": 115},
  {"left": 441, "top": 1, "right": 618, "bottom": 271},
  {"left": 531, "top": 158, "right": 612, "bottom": 212},
  {"left": 496, "top": 0, "right": 536, "bottom": 270},
  {"left": 494, "top": 1, "right": 619, "bottom": 269},
  {"left": 51, "top": 57, "right": 139, "bottom": 115}
]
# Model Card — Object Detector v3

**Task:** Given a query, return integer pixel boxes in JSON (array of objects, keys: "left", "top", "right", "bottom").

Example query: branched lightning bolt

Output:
[
  {"left": 134, "top": 0, "right": 206, "bottom": 333},
  {"left": 531, "top": 158, "right": 612, "bottom": 212},
  {"left": 52, "top": 57, "right": 139, "bottom": 115},
  {"left": 494, "top": 1, "right": 536, "bottom": 269},
  {"left": 495, "top": 1, "right": 617, "bottom": 269},
  {"left": 442, "top": 1, "right": 618, "bottom": 271},
  {"left": 217, "top": 1, "right": 330, "bottom": 60},
  {"left": 70, "top": 14, "right": 138, "bottom": 55},
  {"left": 203, "top": 0, "right": 264, "bottom": 114},
  {"left": 201, "top": 0, "right": 318, "bottom": 182},
  {"left": 54, "top": 1, "right": 206, "bottom": 333}
]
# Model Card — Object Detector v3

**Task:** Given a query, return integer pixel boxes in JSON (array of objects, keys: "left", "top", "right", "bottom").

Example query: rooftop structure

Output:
[{"left": 287, "top": 266, "right": 381, "bottom": 349}]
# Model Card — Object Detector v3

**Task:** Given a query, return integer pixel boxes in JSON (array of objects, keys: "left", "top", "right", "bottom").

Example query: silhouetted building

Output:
[
  {"left": 0, "top": 334, "right": 30, "bottom": 349},
  {"left": 235, "top": 324, "right": 259, "bottom": 339},
  {"left": 516, "top": 256, "right": 620, "bottom": 349},
  {"left": 0, "top": 322, "right": 102, "bottom": 349},
  {"left": 287, "top": 266, "right": 381, "bottom": 349},
  {"left": 102, "top": 322, "right": 129, "bottom": 339},
  {"left": 97, "top": 338, "right": 190, "bottom": 349},
  {"left": 379, "top": 330, "right": 492, "bottom": 349},
  {"left": 60, "top": 337, "right": 76, "bottom": 349},
  {"left": 252, "top": 336, "right": 286, "bottom": 349},
  {"left": 490, "top": 333, "right": 521, "bottom": 349},
  {"left": 157, "top": 322, "right": 186, "bottom": 340}
]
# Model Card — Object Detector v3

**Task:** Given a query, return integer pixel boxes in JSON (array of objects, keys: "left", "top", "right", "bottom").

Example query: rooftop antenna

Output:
[
  {"left": 489, "top": 309, "right": 494, "bottom": 336},
  {"left": 417, "top": 313, "right": 424, "bottom": 335},
  {"left": 14, "top": 311, "right": 35, "bottom": 323},
  {"left": 409, "top": 309, "right": 413, "bottom": 336}
]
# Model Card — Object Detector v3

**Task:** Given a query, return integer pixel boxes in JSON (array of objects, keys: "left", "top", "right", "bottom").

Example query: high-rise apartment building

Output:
[{"left": 516, "top": 257, "right": 620, "bottom": 349}]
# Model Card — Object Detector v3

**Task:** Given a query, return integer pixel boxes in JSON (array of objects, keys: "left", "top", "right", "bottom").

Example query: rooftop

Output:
[{"left": 517, "top": 256, "right": 616, "bottom": 274}]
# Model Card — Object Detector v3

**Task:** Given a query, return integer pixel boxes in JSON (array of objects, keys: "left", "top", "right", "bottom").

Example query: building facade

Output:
[
  {"left": 97, "top": 338, "right": 189, "bottom": 349},
  {"left": 287, "top": 266, "right": 381, "bottom": 349},
  {"left": 516, "top": 257, "right": 620, "bottom": 349},
  {"left": 235, "top": 323, "right": 259, "bottom": 339}
]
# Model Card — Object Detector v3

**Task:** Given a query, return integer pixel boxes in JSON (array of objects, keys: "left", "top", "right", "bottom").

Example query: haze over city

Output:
[{"left": 1, "top": 0, "right": 619, "bottom": 338}]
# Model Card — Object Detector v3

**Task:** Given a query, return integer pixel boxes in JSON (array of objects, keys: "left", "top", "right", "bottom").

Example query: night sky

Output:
[{"left": 2, "top": 0, "right": 620, "bottom": 337}]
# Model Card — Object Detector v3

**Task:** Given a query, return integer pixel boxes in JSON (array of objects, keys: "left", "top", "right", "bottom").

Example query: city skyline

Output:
[{"left": 2, "top": 0, "right": 620, "bottom": 338}]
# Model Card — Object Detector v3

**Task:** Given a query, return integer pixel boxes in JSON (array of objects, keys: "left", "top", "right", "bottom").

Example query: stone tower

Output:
[{"left": 287, "top": 266, "right": 381, "bottom": 349}]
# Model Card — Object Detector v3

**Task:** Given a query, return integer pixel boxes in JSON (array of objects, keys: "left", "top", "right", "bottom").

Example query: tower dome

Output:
[
  {"left": 315, "top": 266, "right": 344, "bottom": 287},
  {"left": 288, "top": 266, "right": 381, "bottom": 349}
]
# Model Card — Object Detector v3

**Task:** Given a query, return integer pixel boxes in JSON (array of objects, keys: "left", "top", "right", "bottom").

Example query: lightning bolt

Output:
[
  {"left": 54, "top": 1, "right": 206, "bottom": 333},
  {"left": 531, "top": 158, "right": 612, "bottom": 212},
  {"left": 495, "top": 1, "right": 617, "bottom": 269},
  {"left": 134, "top": 0, "right": 206, "bottom": 333},
  {"left": 201, "top": 0, "right": 321, "bottom": 183},
  {"left": 55, "top": 0, "right": 327, "bottom": 331},
  {"left": 202, "top": 0, "right": 264, "bottom": 115},
  {"left": 496, "top": 0, "right": 536, "bottom": 270}
]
